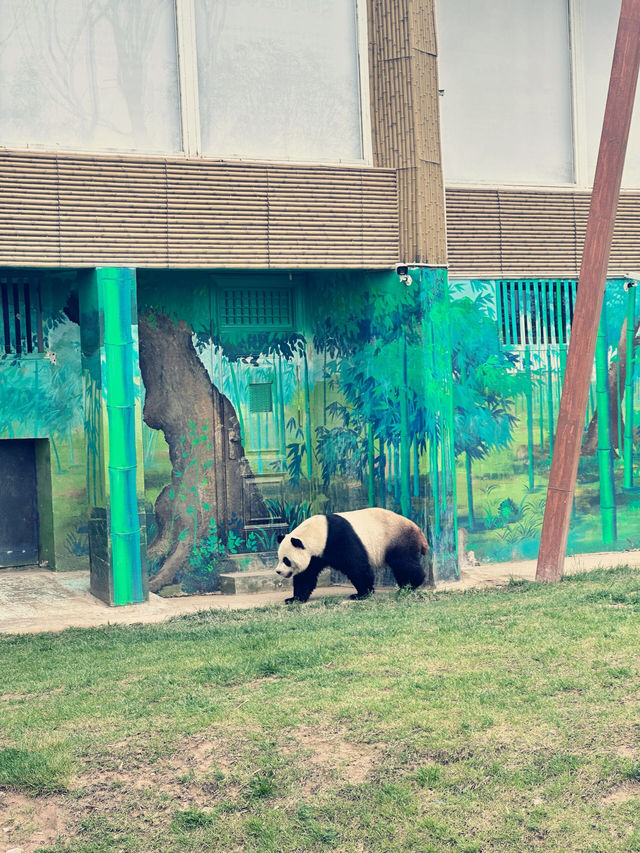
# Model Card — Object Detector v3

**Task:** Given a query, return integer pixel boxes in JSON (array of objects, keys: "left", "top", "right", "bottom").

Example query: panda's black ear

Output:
[
  {"left": 291, "top": 537, "right": 305, "bottom": 549},
  {"left": 276, "top": 533, "right": 285, "bottom": 543}
]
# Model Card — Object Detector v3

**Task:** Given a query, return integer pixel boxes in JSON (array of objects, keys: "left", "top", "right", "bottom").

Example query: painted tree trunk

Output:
[
  {"left": 595, "top": 305, "right": 617, "bottom": 542},
  {"left": 138, "top": 311, "right": 265, "bottom": 592},
  {"left": 228, "top": 360, "right": 245, "bottom": 445},
  {"left": 582, "top": 314, "right": 640, "bottom": 454}
]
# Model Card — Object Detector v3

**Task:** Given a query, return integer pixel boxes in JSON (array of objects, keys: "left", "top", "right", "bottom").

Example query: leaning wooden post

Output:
[{"left": 536, "top": 0, "right": 640, "bottom": 581}]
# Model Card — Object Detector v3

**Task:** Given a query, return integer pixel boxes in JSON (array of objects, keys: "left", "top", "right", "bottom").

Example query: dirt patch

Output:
[
  {"left": 602, "top": 780, "right": 640, "bottom": 805},
  {"left": 289, "top": 726, "right": 379, "bottom": 786},
  {"left": 0, "top": 789, "right": 67, "bottom": 853}
]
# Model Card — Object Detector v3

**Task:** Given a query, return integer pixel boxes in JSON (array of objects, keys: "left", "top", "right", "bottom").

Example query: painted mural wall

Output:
[
  {"left": 451, "top": 277, "right": 640, "bottom": 563},
  {"left": 136, "top": 268, "right": 457, "bottom": 594},
  {"left": 0, "top": 271, "right": 88, "bottom": 570}
]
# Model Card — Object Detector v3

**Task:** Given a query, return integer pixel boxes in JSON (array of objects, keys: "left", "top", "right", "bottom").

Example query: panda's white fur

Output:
[{"left": 275, "top": 508, "right": 429, "bottom": 602}]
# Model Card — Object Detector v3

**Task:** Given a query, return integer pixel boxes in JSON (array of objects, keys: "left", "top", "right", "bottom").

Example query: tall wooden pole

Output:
[{"left": 536, "top": 0, "right": 640, "bottom": 581}]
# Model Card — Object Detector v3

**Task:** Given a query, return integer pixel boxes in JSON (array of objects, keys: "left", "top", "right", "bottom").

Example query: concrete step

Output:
[{"left": 219, "top": 568, "right": 332, "bottom": 595}]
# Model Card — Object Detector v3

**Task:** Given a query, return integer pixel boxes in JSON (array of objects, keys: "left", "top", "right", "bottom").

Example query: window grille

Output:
[
  {"left": 248, "top": 383, "right": 273, "bottom": 414},
  {"left": 496, "top": 279, "right": 576, "bottom": 347},
  {"left": 219, "top": 288, "right": 293, "bottom": 330},
  {"left": 0, "top": 274, "right": 44, "bottom": 356}
]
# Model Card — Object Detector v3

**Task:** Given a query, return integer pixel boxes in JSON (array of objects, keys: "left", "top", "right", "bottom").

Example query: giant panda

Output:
[{"left": 275, "top": 508, "right": 431, "bottom": 603}]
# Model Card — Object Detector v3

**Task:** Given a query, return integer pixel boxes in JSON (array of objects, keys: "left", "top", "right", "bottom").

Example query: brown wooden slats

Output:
[
  {"left": 446, "top": 188, "right": 640, "bottom": 277},
  {"left": 367, "top": 0, "right": 446, "bottom": 265},
  {"left": 0, "top": 150, "right": 398, "bottom": 269}
]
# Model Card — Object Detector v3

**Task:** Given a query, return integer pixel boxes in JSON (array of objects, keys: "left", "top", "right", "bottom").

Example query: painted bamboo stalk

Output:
[
  {"left": 367, "top": 423, "right": 375, "bottom": 506},
  {"left": 465, "top": 452, "right": 475, "bottom": 531},
  {"left": 524, "top": 347, "right": 535, "bottom": 490},
  {"left": 595, "top": 302, "right": 617, "bottom": 542},
  {"left": 399, "top": 327, "right": 411, "bottom": 516},
  {"left": 277, "top": 355, "right": 286, "bottom": 457},
  {"left": 413, "top": 440, "right": 420, "bottom": 498},
  {"left": 430, "top": 436, "right": 440, "bottom": 539},
  {"left": 378, "top": 437, "right": 386, "bottom": 508},
  {"left": 616, "top": 357, "right": 623, "bottom": 454},
  {"left": 303, "top": 346, "right": 313, "bottom": 480},
  {"left": 102, "top": 270, "right": 143, "bottom": 604},
  {"left": 624, "top": 281, "right": 637, "bottom": 488}
]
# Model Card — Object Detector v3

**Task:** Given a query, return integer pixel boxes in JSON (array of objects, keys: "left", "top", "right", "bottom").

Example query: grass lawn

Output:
[{"left": 0, "top": 568, "right": 639, "bottom": 852}]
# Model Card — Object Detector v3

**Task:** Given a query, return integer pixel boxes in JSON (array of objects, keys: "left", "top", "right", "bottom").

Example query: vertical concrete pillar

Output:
[{"left": 79, "top": 268, "right": 147, "bottom": 605}]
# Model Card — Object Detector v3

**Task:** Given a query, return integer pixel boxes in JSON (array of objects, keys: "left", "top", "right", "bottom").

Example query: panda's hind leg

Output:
[
  {"left": 385, "top": 543, "right": 427, "bottom": 590},
  {"left": 345, "top": 565, "right": 375, "bottom": 600}
]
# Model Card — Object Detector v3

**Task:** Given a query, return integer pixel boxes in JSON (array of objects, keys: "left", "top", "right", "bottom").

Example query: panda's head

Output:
[{"left": 274, "top": 515, "right": 328, "bottom": 578}]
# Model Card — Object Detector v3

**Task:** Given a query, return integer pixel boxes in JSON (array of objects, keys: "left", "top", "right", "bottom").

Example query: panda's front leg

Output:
[{"left": 284, "top": 567, "right": 319, "bottom": 604}]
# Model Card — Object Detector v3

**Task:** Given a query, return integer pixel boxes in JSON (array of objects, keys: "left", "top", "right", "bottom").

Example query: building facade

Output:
[
  {"left": 438, "top": 0, "right": 640, "bottom": 562},
  {"left": 0, "top": 0, "right": 458, "bottom": 603}
]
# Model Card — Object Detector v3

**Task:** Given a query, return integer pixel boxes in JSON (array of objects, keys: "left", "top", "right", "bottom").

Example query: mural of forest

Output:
[
  {"left": 0, "top": 271, "right": 88, "bottom": 570},
  {"left": 3, "top": 267, "right": 638, "bottom": 589},
  {"left": 136, "top": 268, "right": 457, "bottom": 594},
  {"left": 452, "top": 277, "right": 640, "bottom": 563}
]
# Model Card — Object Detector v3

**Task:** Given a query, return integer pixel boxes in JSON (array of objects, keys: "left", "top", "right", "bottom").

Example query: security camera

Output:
[{"left": 396, "top": 264, "right": 411, "bottom": 286}]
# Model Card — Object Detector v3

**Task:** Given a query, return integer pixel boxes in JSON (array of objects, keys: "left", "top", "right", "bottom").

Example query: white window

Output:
[
  {"left": 0, "top": 0, "right": 182, "bottom": 154},
  {"left": 0, "top": 0, "right": 368, "bottom": 164},
  {"left": 437, "top": 0, "right": 574, "bottom": 186},
  {"left": 437, "top": 0, "right": 640, "bottom": 189},
  {"left": 194, "top": 0, "right": 365, "bottom": 163},
  {"left": 582, "top": 0, "right": 640, "bottom": 188}
]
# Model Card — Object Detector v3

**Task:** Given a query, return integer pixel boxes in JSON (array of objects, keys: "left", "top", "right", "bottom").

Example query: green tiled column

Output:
[{"left": 79, "top": 268, "right": 147, "bottom": 605}]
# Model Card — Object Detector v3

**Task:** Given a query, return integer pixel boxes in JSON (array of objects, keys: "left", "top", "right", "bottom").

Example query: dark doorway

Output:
[{"left": 0, "top": 439, "right": 39, "bottom": 567}]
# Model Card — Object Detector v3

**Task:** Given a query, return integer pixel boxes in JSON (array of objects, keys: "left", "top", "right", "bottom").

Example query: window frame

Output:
[
  {"left": 0, "top": 0, "right": 372, "bottom": 168},
  {"left": 437, "top": 0, "right": 640, "bottom": 191}
]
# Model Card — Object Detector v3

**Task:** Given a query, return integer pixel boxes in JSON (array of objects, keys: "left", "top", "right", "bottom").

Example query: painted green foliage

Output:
[
  {"left": 453, "top": 277, "right": 640, "bottom": 563},
  {"left": 138, "top": 268, "right": 458, "bottom": 591},
  {"left": 0, "top": 275, "right": 88, "bottom": 569}
]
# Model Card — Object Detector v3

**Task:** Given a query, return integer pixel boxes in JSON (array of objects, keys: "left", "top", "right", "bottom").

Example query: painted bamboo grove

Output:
[
  {"left": 455, "top": 277, "right": 640, "bottom": 562},
  {"left": 138, "top": 268, "right": 458, "bottom": 591}
]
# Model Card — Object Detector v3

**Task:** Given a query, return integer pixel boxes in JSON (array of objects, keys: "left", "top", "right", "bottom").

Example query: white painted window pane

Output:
[
  {"left": 583, "top": 0, "right": 640, "bottom": 187},
  {"left": 194, "top": 0, "right": 363, "bottom": 162},
  {"left": 437, "top": 0, "right": 574, "bottom": 185},
  {"left": 0, "top": 0, "right": 181, "bottom": 153}
]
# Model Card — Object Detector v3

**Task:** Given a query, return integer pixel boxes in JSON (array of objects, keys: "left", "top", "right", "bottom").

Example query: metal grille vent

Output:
[
  {"left": 249, "top": 383, "right": 273, "bottom": 413},
  {"left": 219, "top": 288, "right": 292, "bottom": 329},
  {"left": 497, "top": 279, "right": 576, "bottom": 347},
  {"left": 1, "top": 274, "right": 44, "bottom": 356}
]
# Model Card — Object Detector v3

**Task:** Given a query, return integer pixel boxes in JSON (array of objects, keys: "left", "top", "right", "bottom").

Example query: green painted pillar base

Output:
[{"left": 79, "top": 268, "right": 148, "bottom": 605}]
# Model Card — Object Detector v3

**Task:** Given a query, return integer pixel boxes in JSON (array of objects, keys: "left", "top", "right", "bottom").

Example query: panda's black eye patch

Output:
[
  {"left": 291, "top": 537, "right": 304, "bottom": 549},
  {"left": 283, "top": 557, "right": 291, "bottom": 567}
]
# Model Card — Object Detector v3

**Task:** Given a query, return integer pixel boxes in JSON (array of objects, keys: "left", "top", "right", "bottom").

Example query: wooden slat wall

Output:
[
  {"left": 367, "top": 0, "right": 447, "bottom": 265},
  {"left": 446, "top": 187, "right": 640, "bottom": 278},
  {"left": 0, "top": 151, "right": 399, "bottom": 269}
]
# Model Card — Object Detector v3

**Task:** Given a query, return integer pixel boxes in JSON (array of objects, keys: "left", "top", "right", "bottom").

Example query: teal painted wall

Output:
[
  {"left": 450, "top": 277, "right": 640, "bottom": 563},
  {"left": 0, "top": 272, "right": 87, "bottom": 570},
  {"left": 137, "top": 268, "right": 456, "bottom": 593}
]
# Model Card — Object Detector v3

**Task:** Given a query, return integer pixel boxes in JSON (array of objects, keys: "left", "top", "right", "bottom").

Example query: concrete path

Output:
[{"left": 1, "top": 549, "right": 639, "bottom": 635}]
